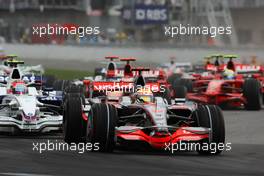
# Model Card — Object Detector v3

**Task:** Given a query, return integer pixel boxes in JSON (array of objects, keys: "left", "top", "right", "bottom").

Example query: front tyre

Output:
[
  {"left": 196, "top": 105, "right": 225, "bottom": 155},
  {"left": 86, "top": 103, "right": 117, "bottom": 152},
  {"left": 173, "top": 86, "right": 187, "bottom": 99},
  {"left": 63, "top": 95, "right": 86, "bottom": 144}
]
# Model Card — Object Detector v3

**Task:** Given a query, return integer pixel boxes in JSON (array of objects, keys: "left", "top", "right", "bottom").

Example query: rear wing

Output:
[
  {"left": 223, "top": 54, "right": 238, "bottom": 59},
  {"left": 120, "top": 58, "right": 136, "bottom": 64},
  {"left": 105, "top": 56, "right": 119, "bottom": 61},
  {"left": 0, "top": 54, "right": 18, "bottom": 61}
]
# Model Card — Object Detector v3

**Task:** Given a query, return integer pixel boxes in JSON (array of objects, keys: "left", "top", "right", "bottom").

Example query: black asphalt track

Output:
[{"left": 0, "top": 110, "right": 264, "bottom": 176}]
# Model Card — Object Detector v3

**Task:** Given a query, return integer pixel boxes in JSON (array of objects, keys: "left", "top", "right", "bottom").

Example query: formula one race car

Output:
[
  {"left": 0, "top": 62, "right": 63, "bottom": 133},
  {"left": 187, "top": 78, "right": 262, "bottom": 110},
  {"left": 0, "top": 81, "right": 63, "bottom": 133},
  {"left": 0, "top": 55, "right": 45, "bottom": 87},
  {"left": 172, "top": 54, "right": 263, "bottom": 110},
  {"left": 63, "top": 72, "right": 225, "bottom": 155},
  {"left": 93, "top": 56, "right": 120, "bottom": 79},
  {"left": 0, "top": 55, "right": 67, "bottom": 91},
  {"left": 0, "top": 55, "right": 44, "bottom": 75},
  {"left": 92, "top": 56, "right": 168, "bottom": 84},
  {"left": 76, "top": 57, "right": 173, "bottom": 103}
]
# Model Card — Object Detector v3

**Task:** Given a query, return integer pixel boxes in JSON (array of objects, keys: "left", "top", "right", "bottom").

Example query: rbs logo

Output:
[
  {"left": 136, "top": 9, "right": 167, "bottom": 21},
  {"left": 123, "top": 5, "right": 168, "bottom": 24}
]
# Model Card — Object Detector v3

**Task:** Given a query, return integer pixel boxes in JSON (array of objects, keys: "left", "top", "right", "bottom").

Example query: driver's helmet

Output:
[
  {"left": 135, "top": 88, "right": 154, "bottom": 103},
  {"left": 223, "top": 68, "right": 235, "bottom": 80},
  {"left": 12, "top": 82, "right": 28, "bottom": 94}
]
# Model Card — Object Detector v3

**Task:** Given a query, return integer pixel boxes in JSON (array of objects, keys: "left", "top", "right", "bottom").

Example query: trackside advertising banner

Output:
[{"left": 123, "top": 4, "right": 168, "bottom": 25}]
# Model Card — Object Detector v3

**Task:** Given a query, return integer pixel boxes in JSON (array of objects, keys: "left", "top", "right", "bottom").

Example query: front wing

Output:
[
  {"left": 0, "top": 115, "right": 63, "bottom": 132},
  {"left": 187, "top": 93, "right": 245, "bottom": 107},
  {"left": 116, "top": 126, "right": 210, "bottom": 149}
]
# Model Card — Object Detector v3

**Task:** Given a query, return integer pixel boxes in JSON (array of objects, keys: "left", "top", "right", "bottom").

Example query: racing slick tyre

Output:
[
  {"left": 63, "top": 80, "right": 72, "bottom": 91},
  {"left": 86, "top": 103, "right": 117, "bottom": 152},
  {"left": 53, "top": 80, "right": 71, "bottom": 91},
  {"left": 167, "top": 73, "right": 182, "bottom": 85},
  {"left": 64, "top": 84, "right": 85, "bottom": 103},
  {"left": 61, "top": 80, "right": 72, "bottom": 97},
  {"left": 65, "top": 84, "right": 84, "bottom": 95},
  {"left": 53, "top": 80, "right": 63, "bottom": 91},
  {"left": 162, "top": 88, "right": 171, "bottom": 104},
  {"left": 173, "top": 86, "right": 187, "bottom": 99},
  {"left": 63, "top": 95, "right": 86, "bottom": 144},
  {"left": 173, "top": 79, "right": 193, "bottom": 92},
  {"left": 195, "top": 105, "right": 225, "bottom": 155},
  {"left": 243, "top": 78, "right": 262, "bottom": 110}
]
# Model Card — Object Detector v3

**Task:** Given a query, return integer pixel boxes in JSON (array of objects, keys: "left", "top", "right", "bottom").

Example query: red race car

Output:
[
  {"left": 82, "top": 56, "right": 175, "bottom": 102},
  {"left": 187, "top": 78, "right": 262, "bottom": 110},
  {"left": 174, "top": 54, "right": 263, "bottom": 110}
]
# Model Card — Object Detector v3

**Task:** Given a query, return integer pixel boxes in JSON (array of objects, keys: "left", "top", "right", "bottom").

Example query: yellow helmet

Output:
[
  {"left": 223, "top": 68, "right": 235, "bottom": 79},
  {"left": 136, "top": 88, "right": 154, "bottom": 103}
]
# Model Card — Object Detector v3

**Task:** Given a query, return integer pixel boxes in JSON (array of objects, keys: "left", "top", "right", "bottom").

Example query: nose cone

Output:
[
  {"left": 145, "top": 104, "right": 167, "bottom": 128},
  {"left": 206, "top": 81, "right": 223, "bottom": 95},
  {"left": 17, "top": 96, "right": 37, "bottom": 117}
]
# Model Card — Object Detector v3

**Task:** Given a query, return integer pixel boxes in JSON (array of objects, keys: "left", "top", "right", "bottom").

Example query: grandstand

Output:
[{"left": 0, "top": 0, "right": 264, "bottom": 47}]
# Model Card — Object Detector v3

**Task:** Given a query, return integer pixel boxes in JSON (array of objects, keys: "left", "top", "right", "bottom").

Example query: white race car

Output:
[
  {"left": 0, "top": 62, "right": 63, "bottom": 133},
  {"left": 0, "top": 81, "right": 63, "bottom": 133},
  {"left": 0, "top": 55, "right": 44, "bottom": 81}
]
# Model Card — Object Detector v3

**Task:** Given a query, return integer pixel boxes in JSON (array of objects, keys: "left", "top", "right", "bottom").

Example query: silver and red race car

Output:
[{"left": 63, "top": 69, "right": 226, "bottom": 155}]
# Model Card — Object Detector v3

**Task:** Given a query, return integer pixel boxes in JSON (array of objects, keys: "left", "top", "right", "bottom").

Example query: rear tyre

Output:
[
  {"left": 86, "top": 103, "right": 117, "bottom": 152},
  {"left": 167, "top": 73, "right": 182, "bottom": 85},
  {"left": 65, "top": 84, "right": 83, "bottom": 94},
  {"left": 64, "top": 84, "right": 85, "bottom": 103},
  {"left": 162, "top": 88, "right": 171, "bottom": 104},
  {"left": 53, "top": 80, "right": 64, "bottom": 91},
  {"left": 243, "top": 78, "right": 262, "bottom": 110},
  {"left": 174, "top": 86, "right": 187, "bottom": 99},
  {"left": 63, "top": 95, "right": 86, "bottom": 144},
  {"left": 196, "top": 105, "right": 225, "bottom": 155},
  {"left": 53, "top": 80, "right": 71, "bottom": 91},
  {"left": 173, "top": 78, "right": 193, "bottom": 92}
]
